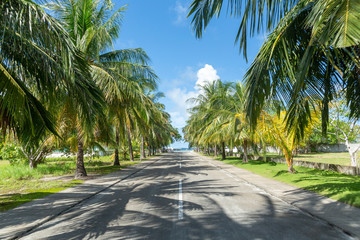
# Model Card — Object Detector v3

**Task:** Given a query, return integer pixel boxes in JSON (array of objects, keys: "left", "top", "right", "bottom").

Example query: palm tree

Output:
[
  {"left": 184, "top": 80, "right": 232, "bottom": 159},
  {"left": 1, "top": 0, "right": 104, "bottom": 169},
  {"left": 137, "top": 91, "right": 165, "bottom": 160},
  {"left": 213, "top": 82, "right": 253, "bottom": 162},
  {"left": 134, "top": 90, "right": 180, "bottom": 158},
  {"left": 188, "top": 0, "right": 360, "bottom": 145},
  {"left": 48, "top": 0, "right": 158, "bottom": 176},
  {"left": 256, "top": 110, "right": 319, "bottom": 172}
]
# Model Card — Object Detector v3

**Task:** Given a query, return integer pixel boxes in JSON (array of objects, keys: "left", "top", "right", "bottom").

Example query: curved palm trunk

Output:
[
  {"left": 75, "top": 139, "right": 87, "bottom": 178},
  {"left": 113, "top": 129, "right": 120, "bottom": 166},
  {"left": 140, "top": 136, "right": 146, "bottom": 160},
  {"left": 21, "top": 143, "right": 48, "bottom": 169},
  {"left": 285, "top": 150, "right": 296, "bottom": 173},
  {"left": 288, "top": 163, "right": 296, "bottom": 173},
  {"left": 29, "top": 160, "right": 38, "bottom": 169},
  {"left": 221, "top": 142, "right": 226, "bottom": 160},
  {"left": 126, "top": 126, "right": 134, "bottom": 161}
]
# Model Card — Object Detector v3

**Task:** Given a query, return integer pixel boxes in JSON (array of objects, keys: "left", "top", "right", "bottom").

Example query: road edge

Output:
[
  {"left": 2, "top": 156, "right": 162, "bottom": 240},
  {"left": 195, "top": 152, "right": 360, "bottom": 240}
]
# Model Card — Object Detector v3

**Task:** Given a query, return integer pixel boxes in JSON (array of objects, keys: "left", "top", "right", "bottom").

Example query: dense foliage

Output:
[
  {"left": 0, "top": 0, "right": 180, "bottom": 177},
  {"left": 186, "top": 0, "right": 360, "bottom": 170}
]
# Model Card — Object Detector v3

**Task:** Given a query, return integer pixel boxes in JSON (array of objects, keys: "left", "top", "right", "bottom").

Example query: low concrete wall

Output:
[
  {"left": 230, "top": 154, "right": 359, "bottom": 176},
  {"left": 315, "top": 144, "right": 347, "bottom": 153},
  {"left": 268, "top": 157, "right": 359, "bottom": 176}
]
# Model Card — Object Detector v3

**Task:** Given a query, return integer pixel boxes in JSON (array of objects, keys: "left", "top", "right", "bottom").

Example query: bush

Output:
[{"left": 0, "top": 143, "right": 26, "bottom": 165}]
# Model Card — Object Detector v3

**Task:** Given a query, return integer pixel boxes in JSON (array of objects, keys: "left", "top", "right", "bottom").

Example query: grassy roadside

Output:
[
  {"left": 214, "top": 156, "right": 360, "bottom": 208},
  {"left": 201, "top": 152, "right": 351, "bottom": 166},
  {"left": 0, "top": 155, "right": 147, "bottom": 211}
]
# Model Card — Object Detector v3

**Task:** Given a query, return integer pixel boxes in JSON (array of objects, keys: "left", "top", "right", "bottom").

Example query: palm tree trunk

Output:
[
  {"left": 113, "top": 129, "right": 120, "bottom": 166},
  {"left": 141, "top": 136, "right": 146, "bottom": 160},
  {"left": 262, "top": 141, "right": 267, "bottom": 162},
  {"left": 243, "top": 139, "right": 248, "bottom": 163},
  {"left": 29, "top": 159, "right": 37, "bottom": 169},
  {"left": 75, "top": 139, "right": 87, "bottom": 178},
  {"left": 214, "top": 145, "right": 218, "bottom": 157},
  {"left": 152, "top": 147, "right": 155, "bottom": 155},
  {"left": 148, "top": 142, "right": 151, "bottom": 157},
  {"left": 287, "top": 157, "right": 296, "bottom": 173},
  {"left": 221, "top": 142, "right": 226, "bottom": 160},
  {"left": 126, "top": 126, "right": 134, "bottom": 161},
  {"left": 284, "top": 148, "right": 296, "bottom": 173}
]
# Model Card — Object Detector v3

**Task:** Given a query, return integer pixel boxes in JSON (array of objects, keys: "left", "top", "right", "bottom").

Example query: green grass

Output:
[
  {"left": 0, "top": 179, "right": 83, "bottom": 211},
  {"left": 0, "top": 155, "right": 146, "bottom": 211},
  {"left": 219, "top": 156, "right": 360, "bottom": 208}
]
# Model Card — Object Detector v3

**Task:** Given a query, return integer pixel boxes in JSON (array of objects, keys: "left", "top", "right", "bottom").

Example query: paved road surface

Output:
[{"left": 20, "top": 152, "right": 351, "bottom": 240}]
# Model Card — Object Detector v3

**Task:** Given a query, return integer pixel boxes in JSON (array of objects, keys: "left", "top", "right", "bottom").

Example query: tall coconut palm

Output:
[
  {"left": 212, "top": 82, "right": 253, "bottom": 162},
  {"left": 136, "top": 91, "right": 164, "bottom": 160},
  {"left": 188, "top": 0, "right": 360, "bottom": 144},
  {"left": 48, "top": 0, "right": 157, "bottom": 177},
  {"left": 1, "top": 0, "right": 104, "bottom": 169},
  {"left": 184, "top": 80, "right": 231, "bottom": 158}
]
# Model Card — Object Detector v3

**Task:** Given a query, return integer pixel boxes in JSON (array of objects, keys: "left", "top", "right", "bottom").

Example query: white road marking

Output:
[
  {"left": 179, "top": 163, "right": 182, "bottom": 168},
  {"left": 178, "top": 179, "right": 183, "bottom": 220}
]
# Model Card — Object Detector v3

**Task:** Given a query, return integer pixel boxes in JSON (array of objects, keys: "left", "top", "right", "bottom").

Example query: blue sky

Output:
[{"left": 113, "top": 0, "right": 265, "bottom": 148}]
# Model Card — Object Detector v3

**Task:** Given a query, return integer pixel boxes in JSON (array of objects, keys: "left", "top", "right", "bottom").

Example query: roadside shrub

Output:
[{"left": 0, "top": 143, "right": 26, "bottom": 165}]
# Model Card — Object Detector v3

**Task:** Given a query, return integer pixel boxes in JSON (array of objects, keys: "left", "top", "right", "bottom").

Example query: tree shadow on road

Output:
[{"left": 0, "top": 153, "right": 350, "bottom": 240}]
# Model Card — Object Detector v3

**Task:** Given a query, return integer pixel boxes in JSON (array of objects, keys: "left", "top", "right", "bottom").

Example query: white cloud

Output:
[
  {"left": 169, "top": 66, "right": 197, "bottom": 87},
  {"left": 255, "top": 32, "right": 269, "bottom": 44},
  {"left": 166, "top": 64, "right": 220, "bottom": 130},
  {"left": 169, "top": 111, "right": 187, "bottom": 129},
  {"left": 195, "top": 64, "right": 220, "bottom": 91},
  {"left": 181, "top": 66, "right": 197, "bottom": 80},
  {"left": 173, "top": 1, "right": 188, "bottom": 25},
  {"left": 167, "top": 87, "right": 198, "bottom": 115}
]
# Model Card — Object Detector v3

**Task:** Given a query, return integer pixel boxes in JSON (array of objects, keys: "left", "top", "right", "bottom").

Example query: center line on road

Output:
[{"left": 178, "top": 179, "right": 183, "bottom": 220}]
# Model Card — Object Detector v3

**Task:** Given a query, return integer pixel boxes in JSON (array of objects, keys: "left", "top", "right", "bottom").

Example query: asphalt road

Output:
[{"left": 21, "top": 152, "right": 351, "bottom": 240}]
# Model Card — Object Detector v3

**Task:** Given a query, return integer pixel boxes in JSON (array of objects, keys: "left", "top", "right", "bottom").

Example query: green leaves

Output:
[
  {"left": 188, "top": 0, "right": 298, "bottom": 59},
  {"left": 184, "top": 80, "right": 248, "bottom": 148},
  {"left": 308, "top": 0, "right": 360, "bottom": 48},
  {"left": 1, "top": 0, "right": 82, "bottom": 141},
  {"left": 188, "top": 0, "right": 360, "bottom": 59}
]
